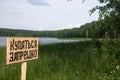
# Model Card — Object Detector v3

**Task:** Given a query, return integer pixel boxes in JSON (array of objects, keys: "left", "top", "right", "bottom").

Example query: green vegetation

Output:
[
  {"left": 0, "top": 19, "right": 119, "bottom": 38},
  {"left": 1, "top": 14, "right": 120, "bottom": 39},
  {"left": 0, "top": 40, "right": 120, "bottom": 80},
  {"left": 88, "top": 0, "right": 120, "bottom": 39}
]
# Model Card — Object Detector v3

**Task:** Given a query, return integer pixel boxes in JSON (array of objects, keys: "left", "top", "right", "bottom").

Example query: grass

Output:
[{"left": 0, "top": 39, "right": 120, "bottom": 80}]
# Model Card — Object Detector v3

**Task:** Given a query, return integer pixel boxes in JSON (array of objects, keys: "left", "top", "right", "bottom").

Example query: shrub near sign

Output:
[{"left": 6, "top": 37, "right": 38, "bottom": 65}]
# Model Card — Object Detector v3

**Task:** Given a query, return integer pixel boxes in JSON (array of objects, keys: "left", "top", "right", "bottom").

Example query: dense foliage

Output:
[{"left": 89, "top": 0, "right": 120, "bottom": 38}]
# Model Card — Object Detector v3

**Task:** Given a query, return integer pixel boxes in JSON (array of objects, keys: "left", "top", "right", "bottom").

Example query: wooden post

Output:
[{"left": 21, "top": 62, "right": 27, "bottom": 80}]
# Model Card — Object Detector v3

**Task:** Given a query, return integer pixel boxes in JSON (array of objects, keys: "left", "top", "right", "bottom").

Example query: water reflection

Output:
[{"left": 0, "top": 37, "right": 79, "bottom": 46}]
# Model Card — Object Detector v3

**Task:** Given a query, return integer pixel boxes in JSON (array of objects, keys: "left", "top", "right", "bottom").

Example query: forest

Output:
[{"left": 0, "top": 19, "right": 120, "bottom": 38}]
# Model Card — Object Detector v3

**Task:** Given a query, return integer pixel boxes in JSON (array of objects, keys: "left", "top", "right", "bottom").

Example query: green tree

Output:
[{"left": 89, "top": 0, "right": 120, "bottom": 38}]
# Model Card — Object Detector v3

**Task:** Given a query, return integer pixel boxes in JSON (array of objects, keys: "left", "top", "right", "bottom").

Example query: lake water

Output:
[{"left": 0, "top": 37, "right": 79, "bottom": 46}]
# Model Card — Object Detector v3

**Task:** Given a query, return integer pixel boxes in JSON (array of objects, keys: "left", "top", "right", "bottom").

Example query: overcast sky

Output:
[{"left": 0, "top": 0, "right": 99, "bottom": 31}]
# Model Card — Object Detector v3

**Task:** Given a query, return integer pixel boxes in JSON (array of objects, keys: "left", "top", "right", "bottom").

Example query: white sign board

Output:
[{"left": 6, "top": 37, "right": 38, "bottom": 65}]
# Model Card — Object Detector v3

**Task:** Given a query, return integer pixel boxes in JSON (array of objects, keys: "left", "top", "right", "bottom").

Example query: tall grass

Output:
[{"left": 0, "top": 40, "right": 120, "bottom": 80}]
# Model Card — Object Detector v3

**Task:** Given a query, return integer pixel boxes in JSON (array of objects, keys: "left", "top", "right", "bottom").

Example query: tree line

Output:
[{"left": 0, "top": 19, "right": 119, "bottom": 38}]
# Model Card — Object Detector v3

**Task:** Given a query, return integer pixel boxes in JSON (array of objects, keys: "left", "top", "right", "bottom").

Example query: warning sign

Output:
[{"left": 6, "top": 37, "right": 38, "bottom": 65}]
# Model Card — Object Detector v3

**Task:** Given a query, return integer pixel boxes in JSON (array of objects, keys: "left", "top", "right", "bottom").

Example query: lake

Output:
[{"left": 0, "top": 37, "right": 80, "bottom": 46}]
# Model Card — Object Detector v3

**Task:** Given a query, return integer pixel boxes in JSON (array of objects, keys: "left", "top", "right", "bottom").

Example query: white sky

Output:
[{"left": 0, "top": 0, "right": 99, "bottom": 31}]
